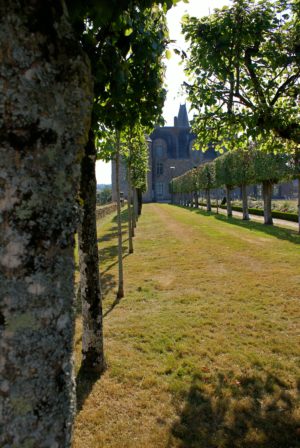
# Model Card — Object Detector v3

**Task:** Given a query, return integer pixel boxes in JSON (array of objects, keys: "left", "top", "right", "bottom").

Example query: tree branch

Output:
[
  {"left": 270, "top": 71, "right": 300, "bottom": 105},
  {"left": 244, "top": 46, "right": 268, "bottom": 106}
]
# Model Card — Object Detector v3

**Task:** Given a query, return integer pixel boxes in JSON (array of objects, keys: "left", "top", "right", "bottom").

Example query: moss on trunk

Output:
[
  {"left": 0, "top": 2, "right": 92, "bottom": 446},
  {"left": 78, "top": 129, "right": 105, "bottom": 374}
]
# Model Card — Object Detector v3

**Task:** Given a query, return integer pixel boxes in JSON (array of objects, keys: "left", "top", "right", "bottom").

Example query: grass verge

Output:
[{"left": 73, "top": 203, "right": 300, "bottom": 448}]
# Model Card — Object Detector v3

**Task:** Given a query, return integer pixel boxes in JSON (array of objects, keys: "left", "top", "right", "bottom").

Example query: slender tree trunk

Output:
[
  {"left": 115, "top": 132, "right": 124, "bottom": 298},
  {"left": 133, "top": 188, "right": 139, "bottom": 224},
  {"left": 226, "top": 186, "right": 233, "bottom": 217},
  {"left": 131, "top": 188, "right": 135, "bottom": 236},
  {"left": 297, "top": 177, "right": 300, "bottom": 234},
  {"left": 127, "top": 167, "right": 134, "bottom": 253},
  {"left": 206, "top": 189, "right": 211, "bottom": 212},
  {"left": 137, "top": 188, "right": 143, "bottom": 215},
  {"left": 295, "top": 150, "right": 300, "bottom": 234},
  {"left": 241, "top": 183, "right": 250, "bottom": 220},
  {"left": 262, "top": 181, "right": 273, "bottom": 225},
  {"left": 132, "top": 187, "right": 137, "bottom": 231},
  {"left": 78, "top": 130, "right": 105, "bottom": 373},
  {"left": 0, "top": 3, "right": 92, "bottom": 446},
  {"left": 194, "top": 192, "right": 199, "bottom": 208}
]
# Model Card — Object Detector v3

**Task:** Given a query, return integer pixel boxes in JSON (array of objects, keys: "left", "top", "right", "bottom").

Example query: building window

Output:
[
  {"left": 156, "top": 162, "right": 164, "bottom": 176},
  {"left": 156, "top": 145, "right": 164, "bottom": 158},
  {"left": 156, "top": 182, "right": 164, "bottom": 196}
]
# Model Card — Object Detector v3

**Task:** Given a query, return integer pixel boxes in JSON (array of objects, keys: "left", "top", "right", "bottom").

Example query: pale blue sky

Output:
[{"left": 96, "top": 0, "right": 231, "bottom": 184}]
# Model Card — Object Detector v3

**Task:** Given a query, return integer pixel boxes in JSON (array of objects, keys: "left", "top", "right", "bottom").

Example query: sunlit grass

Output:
[{"left": 73, "top": 204, "right": 300, "bottom": 448}]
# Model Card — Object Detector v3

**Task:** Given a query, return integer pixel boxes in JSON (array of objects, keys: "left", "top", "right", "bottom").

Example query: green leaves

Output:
[
  {"left": 172, "top": 148, "right": 294, "bottom": 194},
  {"left": 182, "top": 0, "right": 300, "bottom": 147},
  {"left": 124, "top": 27, "right": 133, "bottom": 36}
]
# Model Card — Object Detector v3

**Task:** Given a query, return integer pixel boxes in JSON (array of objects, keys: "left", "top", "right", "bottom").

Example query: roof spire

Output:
[{"left": 177, "top": 104, "right": 189, "bottom": 127}]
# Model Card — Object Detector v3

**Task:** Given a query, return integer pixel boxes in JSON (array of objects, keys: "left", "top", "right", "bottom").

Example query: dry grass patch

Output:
[{"left": 73, "top": 204, "right": 300, "bottom": 448}]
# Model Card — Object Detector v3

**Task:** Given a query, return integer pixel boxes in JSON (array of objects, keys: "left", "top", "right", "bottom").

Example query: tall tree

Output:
[
  {"left": 122, "top": 125, "right": 149, "bottom": 254},
  {"left": 183, "top": 0, "right": 300, "bottom": 148},
  {"left": 0, "top": 2, "right": 92, "bottom": 446},
  {"left": 75, "top": 0, "right": 173, "bottom": 365},
  {"left": 95, "top": 4, "right": 169, "bottom": 298}
]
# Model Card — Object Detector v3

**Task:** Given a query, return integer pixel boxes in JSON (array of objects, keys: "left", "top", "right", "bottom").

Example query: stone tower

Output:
[{"left": 112, "top": 104, "right": 219, "bottom": 202}]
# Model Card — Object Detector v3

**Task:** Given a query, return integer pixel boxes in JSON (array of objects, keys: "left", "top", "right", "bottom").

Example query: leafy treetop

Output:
[{"left": 182, "top": 0, "right": 300, "bottom": 149}]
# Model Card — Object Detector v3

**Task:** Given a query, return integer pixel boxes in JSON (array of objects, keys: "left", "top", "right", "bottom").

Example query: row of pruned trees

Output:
[
  {"left": 181, "top": 0, "right": 300, "bottom": 232},
  {"left": 171, "top": 149, "right": 296, "bottom": 227}
]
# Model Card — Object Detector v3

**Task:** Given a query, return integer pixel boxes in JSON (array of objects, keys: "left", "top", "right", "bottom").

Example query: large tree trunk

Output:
[
  {"left": 241, "top": 183, "right": 250, "bottom": 220},
  {"left": 115, "top": 132, "right": 124, "bottom": 299},
  {"left": 0, "top": 2, "right": 92, "bottom": 447},
  {"left": 78, "top": 129, "right": 105, "bottom": 373},
  {"left": 226, "top": 186, "right": 233, "bottom": 217},
  {"left": 206, "top": 189, "right": 211, "bottom": 212},
  {"left": 262, "top": 181, "right": 273, "bottom": 225}
]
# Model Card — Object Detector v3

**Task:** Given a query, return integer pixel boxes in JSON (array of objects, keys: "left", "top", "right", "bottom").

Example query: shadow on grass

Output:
[
  {"left": 97, "top": 209, "right": 129, "bottom": 243},
  {"left": 98, "top": 224, "right": 128, "bottom": 243},
  {"left": 176, "top": 205, "right": 300, "bottom": 245},
  {"left": 103, "top": 294, "right": 122, "bottom": 318},
  {"left": 168, "top": 372, "right": 300, "bottom": 448},
  {"left": 76, "top": 364, "right": 105, "bottom": 413}
]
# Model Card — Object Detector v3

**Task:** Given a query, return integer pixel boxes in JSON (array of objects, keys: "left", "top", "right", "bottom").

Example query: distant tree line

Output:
[{"left": 171, "top": 149, "right": 296, "bottom": 228}]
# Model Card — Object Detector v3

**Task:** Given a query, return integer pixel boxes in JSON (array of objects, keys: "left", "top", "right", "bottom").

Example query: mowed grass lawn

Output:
[{"left": 73, "top": 203, "right": 300, "bottom": 448}]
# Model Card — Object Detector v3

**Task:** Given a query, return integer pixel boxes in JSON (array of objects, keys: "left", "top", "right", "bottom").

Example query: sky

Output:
[{"left": 96, "top": 0, "right": 231, "bottom": 185}]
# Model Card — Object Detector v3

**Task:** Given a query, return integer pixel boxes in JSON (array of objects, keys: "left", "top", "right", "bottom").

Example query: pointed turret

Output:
[{"left": 177, "top": 104, "right": 189, "bottom": 128}]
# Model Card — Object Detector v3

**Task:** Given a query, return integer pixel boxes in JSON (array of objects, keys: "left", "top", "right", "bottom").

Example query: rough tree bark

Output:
[
  {"left": 78, "top": 129, "right": 105, "bottom": 373},
  {"left": 262, "top": 181, "right": 273, "bottom": 225},
  {"left": 241, "top": 183, "right": 250, "bottom": 220},
  {"left": 0, "top": 2, "right": 92, "bottom": 447},
  {"left": 226, "top": 185, "right": 233, "bottom": 217},
  {"left": 115, "top": 132, "right": 124, "bottom": 299},
  {"left": 206, "top": 188, "right": 211, "bottom": 212}
]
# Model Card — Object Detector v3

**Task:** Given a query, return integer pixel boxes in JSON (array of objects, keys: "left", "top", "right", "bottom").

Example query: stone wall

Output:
[{"left": 96, "top": 203, "right": 118, "bottom": 219}]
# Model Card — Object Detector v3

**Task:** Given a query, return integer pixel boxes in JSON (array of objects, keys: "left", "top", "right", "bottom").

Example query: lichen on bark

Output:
[
  {"left": 78, "top": 129, "right": 105, "bottom": 374},
  {"left": 0, "top": 1, "right": 93, "bottom": 446}
]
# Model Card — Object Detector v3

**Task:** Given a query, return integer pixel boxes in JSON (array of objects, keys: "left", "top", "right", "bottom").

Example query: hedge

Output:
[{"left": 194, "top": 203, "right": 298, "bottom": 222}]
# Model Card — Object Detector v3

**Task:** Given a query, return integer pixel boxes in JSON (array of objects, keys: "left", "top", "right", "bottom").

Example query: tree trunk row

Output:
[{"left": 115, "top": 132, "right": 124, "bottom": 299}]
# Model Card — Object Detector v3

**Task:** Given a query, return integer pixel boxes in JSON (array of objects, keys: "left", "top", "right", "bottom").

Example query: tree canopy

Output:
[{"left": 182, "top": 0, "right": 300, "bottom": 149}]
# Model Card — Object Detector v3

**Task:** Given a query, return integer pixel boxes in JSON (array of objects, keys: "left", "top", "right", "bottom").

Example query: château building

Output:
[{"left": 112, "top": 104, "right": 219, "bottom": 202}]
